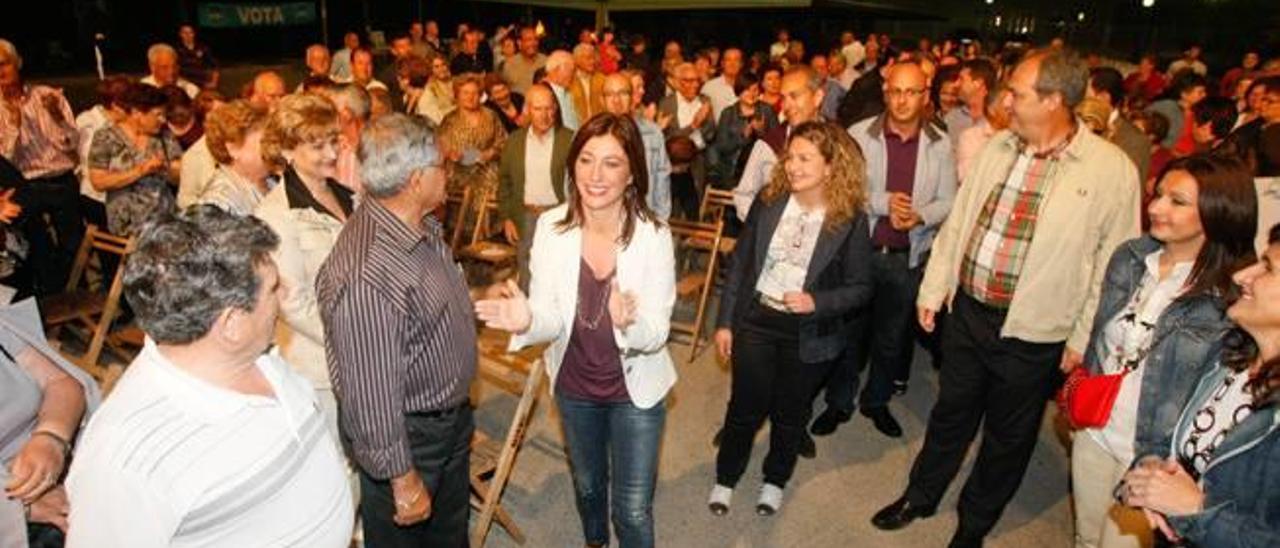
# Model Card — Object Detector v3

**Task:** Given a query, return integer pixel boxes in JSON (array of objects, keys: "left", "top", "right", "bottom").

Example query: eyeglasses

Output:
[{"left": 885, "top": 87, "right": 927, "bottom": 99}]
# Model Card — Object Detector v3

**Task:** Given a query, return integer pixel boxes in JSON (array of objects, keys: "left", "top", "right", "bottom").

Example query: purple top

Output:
[
  {"left": 556, "top": 259, "right": 630, "bottom": 402},
  {"left": 871, "top": 128, "right": 920, "bottom": 250}
]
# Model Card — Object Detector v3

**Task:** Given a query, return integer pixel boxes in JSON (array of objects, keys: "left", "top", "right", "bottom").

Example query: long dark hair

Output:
[
  {"left": 556, "top": 113, "right": 656, "bottom": 247},
  {"left": 1223, "top": 223, "right": 1280, "bottom": 406},
  {"left": 1158, "top": 154, "right": 1257, "bottom": 302}
]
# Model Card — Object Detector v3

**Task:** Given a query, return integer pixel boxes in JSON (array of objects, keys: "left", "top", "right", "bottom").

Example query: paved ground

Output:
[{"left": 471, "top": 338, "right": 1075, "bottom": 548}]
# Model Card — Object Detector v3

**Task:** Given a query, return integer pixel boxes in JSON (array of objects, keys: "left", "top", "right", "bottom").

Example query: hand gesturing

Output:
[{"left": 474, "top": 279, "right": 532, "bottom": 333}]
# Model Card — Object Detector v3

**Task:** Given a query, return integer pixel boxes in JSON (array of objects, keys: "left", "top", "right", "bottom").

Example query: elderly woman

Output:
[
  {"left": 1119, "top": 222, "right": 1280, "bottom": 547},
  {"left": 196, "top": 100, "right": 271, "bottom": 215},
  {"left": 253, "top": 93, "right": 353, "bottom": 440},
  {"left": 709, "top": 72, "right": 779, "bottom": 186},
  {"left": 88, "top": 82, "right": 181, "bottom": 236},
  {"left": 416, "top": 55, "right": 455, "bottom": 126},
  {"left": 437, "top": 74, "right": 507, "bottom": 198},
  {"left": 477, "top": 114, "right": 676, "bottom": 548},
  {"left": 711, "top": 121, "right": 872, "bottom": 515},
  {"left": 1, "top": 299, "right": 97, "bottom": 548}
]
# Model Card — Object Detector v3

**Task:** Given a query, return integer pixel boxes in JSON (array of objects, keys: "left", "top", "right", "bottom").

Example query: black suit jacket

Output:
[{"left": 716, "top": 193, "right": 873, "bottom": 363}]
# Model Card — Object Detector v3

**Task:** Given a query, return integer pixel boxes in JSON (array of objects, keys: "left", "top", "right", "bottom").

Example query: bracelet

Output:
[{"left": 31, "top": 430, "right": 71, "bottom": 457}]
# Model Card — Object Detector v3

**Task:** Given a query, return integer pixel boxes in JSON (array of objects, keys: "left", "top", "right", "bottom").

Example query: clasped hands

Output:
[
  {"left": 1118, "top": 456, "right": 1206, "bottom": 542},
  {"left": 888, "top": 192, "right": 922, "bottom": 231},
  {"left": 474, "top": 278, "right": 638, "bottom": 333}
]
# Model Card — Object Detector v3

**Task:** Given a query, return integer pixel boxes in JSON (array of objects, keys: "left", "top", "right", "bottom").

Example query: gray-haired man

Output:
[{"left": 317, "top": 113, "right": 477, "bottom": 546}]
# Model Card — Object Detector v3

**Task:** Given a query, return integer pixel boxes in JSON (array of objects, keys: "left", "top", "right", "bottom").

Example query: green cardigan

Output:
[{"left": 497, "top": 126, "right": 574, "bottom": 224}]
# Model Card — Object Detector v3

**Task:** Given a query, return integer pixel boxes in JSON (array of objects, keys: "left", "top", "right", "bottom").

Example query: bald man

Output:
[
  {"left": 603, "top": 73, "right": 672, "bottom": 219},
  {"left": 247, "top": 71, "right": 287, "bottom": 109},
  {"left": 543, "top": 50, "right": 580, "bottom": 130},
  {"left": 731, "top": 65, "right": 825, "bottom": 221},
  {"left": 497, "top": 83, "right": 575, "bottom": 285},
  {"left": 813, "top": 61, "right": 957, "bottom": 439}
]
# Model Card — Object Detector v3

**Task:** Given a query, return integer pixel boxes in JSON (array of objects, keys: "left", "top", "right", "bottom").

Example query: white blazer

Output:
[{"left": 508, "top": 203, "right": 677, "bottom": 409}]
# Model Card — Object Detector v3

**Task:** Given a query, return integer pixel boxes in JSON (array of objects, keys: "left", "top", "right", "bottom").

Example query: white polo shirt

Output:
[{"left": 67, "top": 340, "right": 353, "bottom": 548}]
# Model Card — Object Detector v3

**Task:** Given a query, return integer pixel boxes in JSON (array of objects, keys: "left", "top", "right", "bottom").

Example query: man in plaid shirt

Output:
[{"left": 871, "top": 49, "right": 1140, "bottom": 547}]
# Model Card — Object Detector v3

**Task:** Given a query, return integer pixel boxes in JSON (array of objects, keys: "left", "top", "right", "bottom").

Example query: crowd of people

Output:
[{"left": 2, "top": 13, "right": 1280, "bottom": 548}]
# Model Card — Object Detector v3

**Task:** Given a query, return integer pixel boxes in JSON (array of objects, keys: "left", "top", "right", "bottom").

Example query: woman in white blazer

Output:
[
  {"left": 253, "top": 94, "right": 354, "bottom": 442},
  {"left": 476, "top": 113, "right": 676, "bottom": 548}
]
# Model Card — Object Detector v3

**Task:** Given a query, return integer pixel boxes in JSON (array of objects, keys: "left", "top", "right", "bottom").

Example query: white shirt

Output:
[
  {"left": 74, "top": 106, "right": 109, "bottom": 202},
  {"left": 140, "top": 75, "right": 199, "bottom": 99},
  {"left": 177, "top": 136, "right": 216, "bottom": 209},
  {"left": 1088, "top": 249, "right": 1192, "bottom": 462},
  {"left": 524, "top": 128, "right": 559, "bottom": 207},
  {"left": 676, "top": 94, "right": 706, "bottom": 149},
  {"left": 733, "top": 137, "right": 782, "bottom": 221},
  {"left": 756, "top": 197, "right": 825, "bottom": 309},
  {"left": 701, "top": 75, "right": 737, "bottom": 122},
  {"left": 67, "top": 341, "right": 353, "bottom": 548},
  {"left": 841, "top": 41, "right": 866, "bottom": 70}
]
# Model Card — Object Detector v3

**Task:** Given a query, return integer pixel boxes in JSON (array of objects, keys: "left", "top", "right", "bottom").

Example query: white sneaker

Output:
[
  {"left": 708, "top": 484, "right": 733, "bottom": 516},
  {"left": 756, "top": 483, "right": 783, "bottom": 516}
]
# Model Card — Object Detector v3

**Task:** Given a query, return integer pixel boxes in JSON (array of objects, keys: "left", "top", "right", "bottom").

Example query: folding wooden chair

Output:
[
  {"left": 469, "top": 335, "right": 545, "bottom": 547},
  {"left": 668, "top": 217, "right": 725, "bottom": 363},
  {"left": 37, "top": 224, "right": 136, "bottom": 380},
  {"left": 446, "top": 186, "right": 473, "bottom": 252},
  {"left": 457, "top": 186, "right": 517, "bottom": 282}
]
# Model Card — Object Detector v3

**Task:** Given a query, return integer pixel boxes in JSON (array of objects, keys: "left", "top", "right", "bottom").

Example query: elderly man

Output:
[
  {"left": 659, "top": 62, "right": 715, "bottom": 219},
  {"left": 0, "top": 39, "right": 82, "bottom": 296},
  {"left": 570, "top": 43, "right": 606, "bottom": 121},
  {"left": 814, "top": 61, "right": 956, "bottom": 439},
  {"left": 603, "top": 73, "right": 672, "bottom": 220},
  {"left": 331, "top": 31, "right": 360, "bottom": 83},
  {"left": 304, "top": 44, "right": 332, "bottom": 80},
  {"left": 317, "top": 114, "right": 476, "bottom": 547},
  {"left": 177, "top": 70, "right": 283, "bottom": 208},
  {"left": 176, "top": 24, "right": 218, "bottom": 90},
  {"left": 944, "top": 58, "right": 997, "bottom": 149},
  {"left": 810, "top": 54, "right": 847, "bottom": 122},
  {"left": 732, "top": 65, "right": 825, "bottom": 221},
  {"left": 351, "top": 47, "right": 388, "bottom": 92},
  {"left": 140, "top": 43, "right": 199, "bottom": 98},
  {"left": 323, "top": 83, "right": 372, "bottom": 193},
  {"left": 701, "top": 47, "right": 744, "bottom": 120},
  {"left": 544, "top": 50, "right": 580, "bottom": 130},
  {"left": 66, "top": 206, "right": 354, "bottom": 547},
  {"left": 497, "top": 84, "right": 573, "bottom": 286},
  {"left": 871, "top": 50, "right": 1139, "bottom": 548},
  {"left": 502, "top": 26, "right": 547, "bottom": 95}
]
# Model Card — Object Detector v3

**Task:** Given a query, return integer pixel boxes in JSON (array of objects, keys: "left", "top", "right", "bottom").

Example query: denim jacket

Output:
[
  {"left": 1153, "top": 364, "right": 1280, "bottom": 547},
  {"left": 1084, "top": 236, "right": 1232, "bottom": 457}
]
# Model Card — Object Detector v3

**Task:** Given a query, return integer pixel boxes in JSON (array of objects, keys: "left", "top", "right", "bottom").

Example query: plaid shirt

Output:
[{"left": 959, "top": 148, "right": 1062, "bottom": 308}]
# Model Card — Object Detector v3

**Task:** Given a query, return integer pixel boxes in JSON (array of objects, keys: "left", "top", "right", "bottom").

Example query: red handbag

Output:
[{"left": 1056, "top": 366, "right": 1130, "bottom": 430}]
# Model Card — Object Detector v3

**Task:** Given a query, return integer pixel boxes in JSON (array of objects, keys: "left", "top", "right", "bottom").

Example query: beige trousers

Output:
[{"left": 1071, "top": 433, "right": 1155, "bottom": 548}]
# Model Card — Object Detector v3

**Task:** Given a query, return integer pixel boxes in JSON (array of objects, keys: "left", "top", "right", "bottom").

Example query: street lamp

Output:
[{"left": 1142, "top": 0, "right": 1155, "bottom": 7}]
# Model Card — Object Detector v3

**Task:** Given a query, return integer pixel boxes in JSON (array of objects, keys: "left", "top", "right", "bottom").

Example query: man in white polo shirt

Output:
[{"left": 66, "top": 206, "right": 353, "bottom": 548}]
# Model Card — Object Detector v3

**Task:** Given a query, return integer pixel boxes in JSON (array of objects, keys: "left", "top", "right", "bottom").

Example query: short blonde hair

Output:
[
  {"left": 205, "top": 100, "right": 268, "bottom": 165},
  {"left": 760, "top": 121, "right": 868, "bottom": 231},
  {"left": 261, "top": 93, "right": 339, "bottom": 170}
]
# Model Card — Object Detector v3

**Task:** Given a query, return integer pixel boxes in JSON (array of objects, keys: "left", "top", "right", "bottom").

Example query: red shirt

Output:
[{"left": 1124, "top": 72, "right": 1167, "bottom": 102}]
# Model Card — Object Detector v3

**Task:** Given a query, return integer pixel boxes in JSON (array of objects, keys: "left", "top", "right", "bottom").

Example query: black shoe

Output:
[
  {"left": 861, "top": 406, "right": 903, "bottom": 438},
  {"left": 871, "top": 496, "right": 936, "bottom": 531},
  {"left": 892, "top": 380, "right": 908, "bottom": 396},
  {"left": 810, "top": 407, "right": 852, "bottom": 436},
  {"left": 946, "top": 529, "right": 984, "bottom": 548},
  {"left": 798, "top": 432, "right": 816, "bottom": 459}
]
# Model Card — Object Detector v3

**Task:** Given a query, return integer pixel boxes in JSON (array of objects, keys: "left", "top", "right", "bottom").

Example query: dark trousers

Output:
[
  {"left": 670, "top": 171, "right": 699, "bottom": 220},
  {"left": 823, "top": 250, "right": 919, "bottom": 412},
  {"left": 557, "top": 394, "right": 666, "bottom": 548},
  {"left": 359, "top": 406, "right": 473, "bottom": 548},
  {"left": 13, "top": 172, "right": 82, "bottom": 296},
  {"left": 904, "top": 291, "right": 1063, "bottom": 538},
  {"left": 716, "top": 301, "right": 833, "bottom": 487}
]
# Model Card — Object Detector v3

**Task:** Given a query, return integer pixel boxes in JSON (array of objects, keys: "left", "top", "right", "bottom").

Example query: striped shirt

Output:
[
  {"left": 0, "top": 84, "right": 79, "bottom": 179},
  {"left": 316, "top": 199, "right": 477, "bottom": 479},
  {"left": 66, "top": 341, "right": 353, "bottom": 548},
  {"left": 959, "top": 147, "right": 1060, "bottom": 308}
]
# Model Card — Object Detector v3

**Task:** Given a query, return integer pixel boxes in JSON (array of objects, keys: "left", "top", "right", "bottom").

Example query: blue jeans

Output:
[{"left": 556, "top": 393, "right": 666, "bottom": 548}]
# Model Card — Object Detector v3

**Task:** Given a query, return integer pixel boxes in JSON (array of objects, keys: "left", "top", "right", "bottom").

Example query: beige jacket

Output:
[
  {"left": 917, "top": 127, "right": 1140, "bottom": 353},
  {"left": 253, "top": 176, "right": 350, "bottom": 389}
]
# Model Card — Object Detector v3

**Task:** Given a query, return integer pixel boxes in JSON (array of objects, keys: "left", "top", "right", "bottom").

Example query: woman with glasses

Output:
[
  {"left": 88, "top": 82, "right": 181, "bottom": 236},
  {"left": 709, "top": 121, "right": 873, "bottom": 516}
]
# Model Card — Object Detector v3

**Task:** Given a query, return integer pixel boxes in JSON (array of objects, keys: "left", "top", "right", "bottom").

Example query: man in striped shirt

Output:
[
  {"left": 66, "top": 206, "right": 354, "bottom": 547},
  {"left": 317, "top": 113, "right": 477, "bottom": 546}
]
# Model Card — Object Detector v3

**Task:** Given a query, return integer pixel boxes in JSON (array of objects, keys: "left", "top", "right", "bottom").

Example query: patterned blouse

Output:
[
  {"left": 437, "top": 107, "right": 508, "bottom": 200},
  {"left": 88, "top": 123, "right": 180, "bottom": 236}
]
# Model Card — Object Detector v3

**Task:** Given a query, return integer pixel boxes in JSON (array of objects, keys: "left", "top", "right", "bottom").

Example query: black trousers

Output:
[
  {"left": 359, "top": 406, "right": 474, "bottom": 548},
  {"left": 13, "top": 172, "right": 82, "bottom": 296},
  {"left": 904, "top": 291, "right": 1063, "bottom": 538},
  {"left": 716, "top": 301, "right": 833, "bottom": 488},
  {"left": 822, "top": 250, "right": 919, "bottom": 412},
  {"left": 670, "top": 171, "right": 699, "bottom": 220}
]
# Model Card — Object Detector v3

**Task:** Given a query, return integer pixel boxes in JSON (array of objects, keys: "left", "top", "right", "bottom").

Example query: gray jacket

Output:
[{"left": 848, "top": 115, "right": 958, "bottom": 268}]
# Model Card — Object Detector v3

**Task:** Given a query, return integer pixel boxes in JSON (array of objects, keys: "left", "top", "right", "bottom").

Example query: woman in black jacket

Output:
[{"left": 709, "top": 121, "right": 873, "bottom": 516}]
